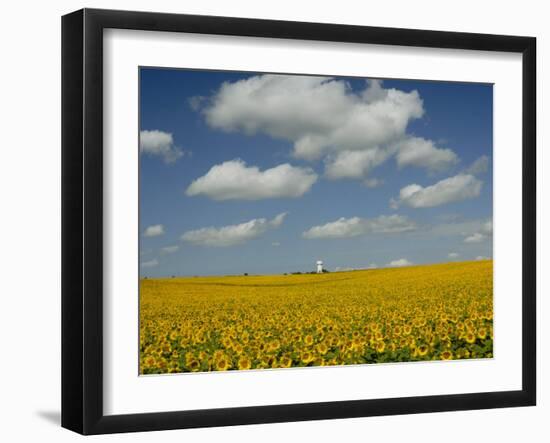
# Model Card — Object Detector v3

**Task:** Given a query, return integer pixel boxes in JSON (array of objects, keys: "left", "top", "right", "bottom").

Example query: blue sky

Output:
[{"left": 139, "top": 68, "right": 493, "bottom": 277}]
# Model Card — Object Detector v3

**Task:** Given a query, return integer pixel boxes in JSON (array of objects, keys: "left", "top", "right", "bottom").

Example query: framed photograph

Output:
[{"left": 61, "top": 8, "right": 536, "bottom": 435}]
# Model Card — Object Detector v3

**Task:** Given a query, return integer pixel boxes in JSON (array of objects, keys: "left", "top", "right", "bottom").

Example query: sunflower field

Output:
[{"left": 140, "top": 260, "right": 493, "bottom": 374}]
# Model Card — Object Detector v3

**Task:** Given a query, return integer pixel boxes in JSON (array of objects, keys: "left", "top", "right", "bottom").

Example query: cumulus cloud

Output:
[
  {"left": 271, "top": 242, "right": 281, "bottom": 247},
  {"left": 188, "top": 95, "right": 206, "bottom": 111},
  {"left": 143, "top": 224, "right": 164, "bottom": 237},
  {"left": 324, "top": 149, "right": 390, "bottom": 180},
  {"left": 448, "top": 252, "right": 460, "bottom": 258},
  {"left": 181, "top": 213, "right": 287, "bottom": 247},
  {"left": 160, "top": 245, "right": 179, "bottom": 254},
  {"left": 141, "top": 258, "right": 159, "bottom": 268},
  {"left": 430, "top": 217, "right": 492, "bottom": 237},
  {"left": 476, "top": 256, "right": 490, "bottom": 260},
  {"left": 140, "top": 130, "right": 184, "bottom": 163},
  {"left": 387, "top": 258, "right": 413, "bottom": 267},
  {"left": 463, "top": 219, "right": 493, "bottom": 244},
  {"left": 395, "top": 137, "right": 459, "bottom": 172},
  {"left": 465, "top": 155, "right": 490, "bottom": 175},
  {"left": 482, "top": 220, "right": 493, "bottom": 235},
  {"left": 364, "top": 178, "right": 383, "bottom": 188},
  {"left": 303, "top": 214, "right": 416, "bottom": 239},
  {"left": 186, "top": 159, "right": 317, "bottom": 201},
  {"left": 391, "top": 174, "right": 483, "bottom": 209},
  {"left": 195, "top": 75, "right": 430, "bottom": 179},
  {"left": 464, "top": 232, "right": 485, "bottom": 243}
]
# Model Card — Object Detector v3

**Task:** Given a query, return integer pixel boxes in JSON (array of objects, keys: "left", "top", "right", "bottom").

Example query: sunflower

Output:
[
  {"left": 260, "top": 355, "right": 271, "bottom": 367},
  {"left": 477, "top": 327, "right": 488, "bottom": 340},
  {"left": 188, "top": 359, "right": 201, "bottom": 372},
  {"left": 144, "top": 356, "right": 156, "bottom": 367},
  {"left": 417, "top": 344, "right": 429, "bottom": 356},
  {"left": 268, "top": 340, "right": 280, "bottom": 352},
  {"left": 158, "top": 360, "right": 168, "bottom": 370},
  {"left": 375, "top": 341, "right": 386, "bottom": 353},
  {"left": 313, "top": 358, "right": 325, "bottom": 367},
  {"left": 279, "top": 355, "right": 292, "bottom": 368},
  {"left": 195, "top": 333, "right": 206, "bottom": 344},
  {"left": 316, "top": 342, "right": 328, "bottom": 355},
  {"left": 440, "top": 350, "right": 453, "bottom": 360},
  {"left": 465, "top": 332, "right": 476, "bottom": 344},
  {"left": 304, "top": 334, "right": 314, "bottom": 346},
  {"left": 215, "top": 357, "right": 231, "bottom": 371},
  {"left": 238, "top": 356, "right": 252, "bottom": 370},
  {"left": 301, "top": 351, "right": 314, "bottom": 364}
]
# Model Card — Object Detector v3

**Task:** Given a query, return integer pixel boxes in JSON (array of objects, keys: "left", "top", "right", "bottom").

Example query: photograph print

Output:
[{"left": 139, "top": 68, "right": 493, "bottom": 375}]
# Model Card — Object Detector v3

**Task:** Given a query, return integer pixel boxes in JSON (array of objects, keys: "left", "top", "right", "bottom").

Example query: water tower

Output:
[{"left": 316, "top": 260, "right": 323, "bottom": 274}]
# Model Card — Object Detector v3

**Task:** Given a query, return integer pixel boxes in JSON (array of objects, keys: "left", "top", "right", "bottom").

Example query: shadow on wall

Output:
[{"left": 36, "top": 410, "right": 60, "bottom": 426}]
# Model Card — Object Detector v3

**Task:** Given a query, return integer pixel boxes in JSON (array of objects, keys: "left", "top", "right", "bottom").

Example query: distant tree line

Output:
[{"left": 283, "top": 269, "right": 330, "bottom": 275}]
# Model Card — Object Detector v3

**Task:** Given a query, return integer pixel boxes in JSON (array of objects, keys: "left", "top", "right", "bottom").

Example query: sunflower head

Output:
[
  {"left": 417, "top": 344, "right": 429, "bottom": 356},
  {"left": 301, "top": 351, "right": 314, "bottom": 364},
  {"left": 279, "top": 356, "right": 292, "bottom": 368},
  {"left": 465, "top": 332, "right": 476, "bottom": 344},
  {"left": 215, "top": 357, "right": 230, "bottom": 371},
  {"left": 238, "top": 356, "right": 252, "bottom": 370},
  {"left": 477, "top": 328, "right": 488, "bottom": 340},
  {"left": 316, "top": 342, "right": 328, "bottom": 355},
  {"left": 188, "top": 359, "right": 200, "bottom": 372}
]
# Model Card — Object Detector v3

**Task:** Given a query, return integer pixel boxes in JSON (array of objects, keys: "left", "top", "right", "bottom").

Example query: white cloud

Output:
[
  {"left": 324, "top": 149, "right": 390, "bottom": 180},
  {"left": 430, "top": 217, "right": 493, "bottom": 238},
  {"left": 186, "top": 159, "right": 317, "bottom": 201},
  {"left": 140, "top": 130, "right": 184, "bottom": 163},
  {"left": 482, "top": 220, "right": 493, "bottom": 235},
  {"left": 387, "top": 258, "right": 413, "bottom": 267},
  {"left": 463, "top": 220, "right": 492, "bottom": 243},
  {"left": 476, "top": 256, "right": 490, "bottom": 261},
  {"left": 448, "top": 252, "right": 460, "bottom": 258},
  {"left": 364, "top": 178, "right": 383, "bottom": 188},
  {"left": 335, "top": 263, "right": 377, "bottom": 272},
  {"left": 188, "top": 95, "right": 206, "bottom": 111},
  {"left": 270, "top": 213, "right": 286, "bottom": 227},
  {"left": 391, "top": 174, "right": 483, "bottom": 209},
  {"left": 271, "top": 242, "right": 281, "bottom": 247},
  {"left": 464, "top": 232, "right": 486, "bottom": 243},
  {"left": 181, "top": 213, "right": 287, "bottom": 247},
  {"left": 334, "top": 266, "right": 354, "bottom": 272},
  {"left": 143, "top": 224, "right": 164, "bottom": 237},
  {"left": 303, "top": 214, "right": 416, "bottom": 239},
  {"left": 160, "top": 245, "right": 179, "bottom": 254},
  {"left": 395, "top": 137, "right": 459, "bottom": 172},
  {"left": 141, "top": 258, "right": 158, "bottom": 268},
  {"left": 465, "top": 155, "right": 490, "bottom": 175},
  {"left": 198, "top": 76, "right": 426, "bottom": 179}
]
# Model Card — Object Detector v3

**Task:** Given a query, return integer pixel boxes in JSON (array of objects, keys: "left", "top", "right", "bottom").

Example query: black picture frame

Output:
[{"left": 62, "top": 8, "right": 536, "bottom": 435}]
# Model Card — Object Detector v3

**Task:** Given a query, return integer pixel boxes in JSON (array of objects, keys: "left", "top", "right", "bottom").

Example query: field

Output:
[{"left": 140, "top": 260, "right": 493, "bottom": 374}]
